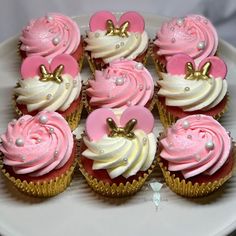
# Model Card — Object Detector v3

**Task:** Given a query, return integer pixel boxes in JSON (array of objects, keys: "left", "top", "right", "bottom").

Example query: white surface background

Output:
[
  {"left": 0, "top": 2, "right": 236, "bottom": 236},
  {"left": 0, "top": 0, "right": 236, "bottom": 46}
]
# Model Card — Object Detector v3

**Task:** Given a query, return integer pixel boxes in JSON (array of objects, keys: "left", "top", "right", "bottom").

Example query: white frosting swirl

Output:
[
  {"left": 15, "top": 74, "right": 81, "bottom": 112},
  {"left": 82, "top": 130, "right": 156, "bottom": 179},
  {"left": 85, "top": 31, "right": 148, "bottom": 63},
  {"left": 158, "top": 73, "right": 227, "bottom": 111}
]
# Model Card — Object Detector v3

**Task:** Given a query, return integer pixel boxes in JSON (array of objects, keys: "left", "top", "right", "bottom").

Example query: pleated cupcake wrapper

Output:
[
  {"left": 150, "top": 42, "right": 166, "bottom": 80},
  {"left": 81, "top": 81, "right": 158, "bottom": 114},
  {"left": 79, "top": 159, "right": 157, "bottom": 198},
  {"left": 156, "top": 93, "right": 229, "bottom": 128},
  {"left": 0, "top": 139, "right": 78, "bottom": 197},
  {"left": 78, "top": 139, "right": 157, "bottom": 197},
  {"left": 13, "top": 87, "right": 83, "bottom": 131},
  {"left": 85, "top": 42, "right": 151, "bottom": 75},
  {"left": 158, "top": 137, "right": 236, "bottom": 198},
  {"left": 17, "top": 41, "right": 84, "bottom": 71}
]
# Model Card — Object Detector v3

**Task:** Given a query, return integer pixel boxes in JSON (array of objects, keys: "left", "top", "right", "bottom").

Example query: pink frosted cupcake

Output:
[
  {"left": 84, "top": 59, "right": 156, "bottom": 113},
  {"left": 152, "top": 15, "right": 218, "bottom": 77},
  {"left": 159, "top": 115, "right": 235, "bottom": 197},
  {"left": 19, "top": 12, "right": 84, "bottom": 68},
  {"left": 156, "top": 54, "right": 228, "bottom": 127},
  {"left": 85, "top": 11, "right": 149, "bottom": 72},
  {"left": 0, "top": 111, "right": 77, "bottom": 197}
]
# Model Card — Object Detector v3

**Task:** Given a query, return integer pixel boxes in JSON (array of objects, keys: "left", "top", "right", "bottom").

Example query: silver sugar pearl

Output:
[
  {"left": 54, "top": 150, "right": 59, "bottom": 157},
  {"left": 127, "top": 101, "right": 132, "bottom": 106},
  {"left": 39, "top": 115, "right": 48, "bottom": 124},
  {"left": 143, "top": 137, "right": 147, "bottom": 145},
  {"left": 21, "top": 156, "right": 26, "bottom": 162},
  {"left": 120, "top": 42, "right": 125, "bottom": 46},
  {"left": 115, "top": 77, "right": 124, "bottom": 86},
  {"left": 15, "top": 138, "right": 24, "bottom": 147},
  {"left": 99, "top": 149, "right": 104, "bottom": 154},
  {"left": 46, "top": 15, "right": 54, "bottom": 22},
  {"left": 176, "top": 18, "right": 185, "bottom": 26},
  {"left": 65, "top": 83, "right": 70, "bottom": 89},
  {"left": 135, "top": 62, "right": 143, "bottom": 70},
  {"left": 123, "top": 157, "right": 128, "bottom": 164},
  {"left": 184, "top": 87, "right": 190, "bottom": 92},
  {"left": 182, "top": 120, "right": 190, "bottom": 129},
  {"left": 37, "top": 138, "right": 42, "bottom": 143},
  {"left": 187, "top": 135, "right": 192, "bottom": 139},
  {"left": 205, "top": 141, "right": 214, "bottom": 150},
  {"left": 171, "top": 38, "right": 176, "bottom": 43},
  {"left": 170, "top": 27, "right": 175, "bottom": 31},
  {"left": 115, "top": 44, "right": 120, "bottom": 49},
  {"left": 95, "top": 32, "right": 100, "bottom": 38},
  {"left": 197, "top": 41, "right": 206, "bottom": 50},
  {"left": 52, "top": 37, "right": 61, "bottom": 45},
  {"left": 46, "top": 94, "right": 52, "bottom": 100},
  {"left": 49, "top": 128, "right": 54, "bottom": 134}
]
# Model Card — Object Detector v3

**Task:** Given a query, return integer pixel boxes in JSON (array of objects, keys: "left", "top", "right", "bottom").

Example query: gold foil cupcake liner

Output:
[
  {"left": 0, "top": 154, "right": 77, "bottom": 198},
  {"left": 64, "top": 101, "right": 84, "bottom": 131},
  {"left": 158, "top": 142, "right": 236, "bottom": 198},
  {"left": 82, "top": 81, "right": 158, "bottom": 114},
  {"left": 79, "top": 159, "right": 157, "bottom": 198},
  {"left": 156, "top": 94, "right": 229, "bottom": 128},
  {"left": 78, "top": 138, "right": 157, "bottom": 197}
]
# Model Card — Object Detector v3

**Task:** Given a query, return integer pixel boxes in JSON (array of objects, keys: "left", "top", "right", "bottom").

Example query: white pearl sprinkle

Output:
[
  {"left": 49, "top": 128, "right": 54, "bottom": 134},
  {"left": 65, "top": 83, "right": 70, "bottom": 89},
  {"left": 115, "top": 44, "right": 120, "bottom": 49},
  {"left": 184, "top": 87, "right": 190, "bottom": 92},
  {"left": 196, "top": 114, "right": 201, "bottom": 120},
  {"left": 176, "top": 18, "right": 184, "bottom": 26},
  {"left": 115, "top": 77, "right": 124, "bottom": 86},
  {"left": 127, "top": 101, "right": 132, "bottom": 106},
  {"left": 46, "top": 94, "right": 52, "bottom": 100},
  {"left": 120, "top": 42, "right": 125, "bottom": 46},
  {"left": 52, "top": 37, "right": 61, "bottom": 45},
  {"left": 54, "top": 150, "right": 59, "bottom": 157},
  {"left": 187, "top": 135, "right": 192, "bottom": 139},
  {"left": 95, "top": 32, "right": 100, "bottom": 38},
  {"left": 123, "top": 158, "right": 128, "bottom": 164},
  {"left": 143, "top": 137, "right": 147, "bottom": 145},
  {"left": 139, "top": 84, "right": 143, "bottom": 90},
  {"left": 21, "top": 156, "right": 25, "bottom": 162},
  {"left": 205, "top": 141, "right": 214, "bottom": 150},
  {"left": 170, "top": 27, "right": 175, "bottom": 31},
  {"left": 39, "top": 115, "right": 48, "bottom": 124},
  {"left": 73, "top": 80, "right": 77, "bottom": 87},
  {"left": 182, "top": 120, "right": 190, "bottom": 129},
  {"left": 46, "top": 15, "right": 54, "bottom": 21},
  {"left": 197, "top": 41, "right": 206, "bottom": 50},
  {"left": 15, "top": 138, "right": 24, "bottom": 147},
  {"left": 37, "top": 138, "right": 42, "bottom": 143},
  {"left": 135, "top": 63, "right": 143, "bottom": 70},
  {"left": 99, "top": 149, "right": 104, "bottom": 154},
  {"left": 171, "top": 38, "right": 176, "bottom": 43}
]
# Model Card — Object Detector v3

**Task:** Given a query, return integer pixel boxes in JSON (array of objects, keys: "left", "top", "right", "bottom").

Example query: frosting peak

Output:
[
  {"left": 20, "top": 13, "right": 81, "bottom": 61},
  {"left": 160, "top": 115, "right": 231, "bottom": 178},
  {"left": 86, "top": 60, "right": 154, "bottom": 109},
  {"left": 154, "top": 15, "right": 218, "bottom": 64},
  {"left": 0, "top": 111, "right": 73, "bottom": 177}
]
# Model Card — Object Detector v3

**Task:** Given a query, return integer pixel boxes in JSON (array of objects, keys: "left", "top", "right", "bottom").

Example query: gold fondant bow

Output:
[
  {"left": 106, "top": 117, "right": 137, "bottom": 139},
  {"left": 185, "top": 61, "right": 211, "bottom": 80},
  {"left": 39, "top": 64, "right": 64, "bottom": 83},
  {"left": 106, "top": 19, "right": 129, "bottom": 37}
]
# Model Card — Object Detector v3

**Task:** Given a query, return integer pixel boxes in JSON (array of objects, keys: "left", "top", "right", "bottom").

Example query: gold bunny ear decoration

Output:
[
  {"left": 106, "top": 117, "right": 137, "bottom": 139},
  {"left": 185, "top": 61, "right": 211, "bottom": 81},
  {"left": 39, "top": 64, "right": 64, "bottom": 83},
  {"left": 106, "top": 19, "right": 129, "bottom": 37}
]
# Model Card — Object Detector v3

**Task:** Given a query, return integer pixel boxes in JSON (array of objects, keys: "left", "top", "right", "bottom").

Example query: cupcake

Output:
[
  {"left": 19, "top": 12, "right": 84, "bottom": 69},
  {"left": 84, "top": 59, "right": 156, "bottom": 113},
  {"left": 0, "top": 111, "right": 77, "bottom": 197},
  {"left": 84, "top": 11, "right": 149, "bottom": 72},
  {"left": 14, "top": 54, "right": 83, "bottom": 131},
  {"left": 79, "top": 106, "right": 157, "bottom": 197},
  {"left": 152, "top": 15, "right": 218, "bottom": 78},
  {"left": 159, "top": 114, "right": 235, "bottom": 197},
  {"left": 157, "top": 54, "right": 228, "bottom": 127}
]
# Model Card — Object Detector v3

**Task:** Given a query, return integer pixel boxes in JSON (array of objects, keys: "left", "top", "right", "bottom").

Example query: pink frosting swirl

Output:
[
  {"left": 154, "top": 15, "right": 218, "bottom": 63},
  {"left": 86, "top": 60, "right": 154, "bottom": 109},
  {"left": 0, "top": 111, "right": 73, "bottom": 177},
  {"left": 20, "top": 13, "right": 81, "bottom": 61},
  {"left": 160, "top": 115, "right": 231, "bottom": 179}
]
